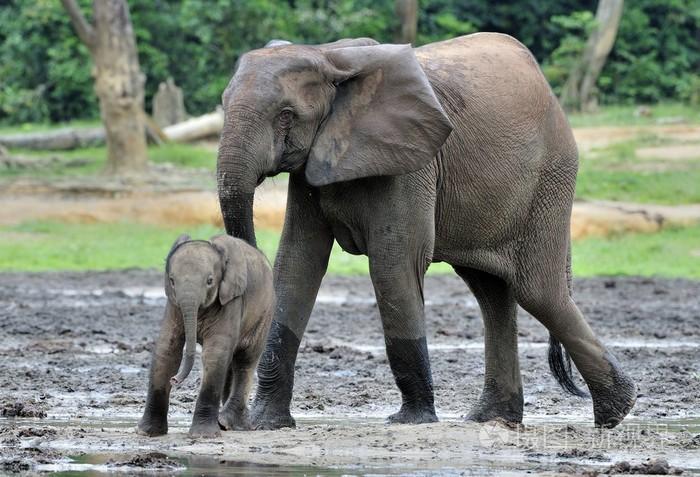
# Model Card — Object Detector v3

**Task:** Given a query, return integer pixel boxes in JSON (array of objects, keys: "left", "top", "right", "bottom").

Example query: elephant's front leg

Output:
[
  {"left": 369, "top": 248, "right": 437, "bottom": 424},
  {"left": 251, "top": 174, "right": 334, "bottom": 429},
  {"left": 137, "top": 303, "right": 184, "bottom": 437},
  {"left": 189, "top": 329, "right": 235, "bottom": 438}
]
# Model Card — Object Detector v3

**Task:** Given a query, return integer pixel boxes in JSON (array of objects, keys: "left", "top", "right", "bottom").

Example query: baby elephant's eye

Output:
[{"left": 206, "top": 276, "right": 214, "bottom": 286}]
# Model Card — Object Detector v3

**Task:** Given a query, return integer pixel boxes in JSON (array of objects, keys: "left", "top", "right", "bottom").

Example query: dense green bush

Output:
[{"left": 1, "top": 0, "right": 698, "bottom": 124}]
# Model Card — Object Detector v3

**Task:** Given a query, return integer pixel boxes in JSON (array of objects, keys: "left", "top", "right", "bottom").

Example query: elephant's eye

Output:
[
  {"left": 278, "top": 109, "right": 294, "bottom": 127},
  {"left": 206, "top": 276, "right": 214, "bottom": 286},
  {"left": 169, "top": 277, "right": 175, "bottom": 287}
]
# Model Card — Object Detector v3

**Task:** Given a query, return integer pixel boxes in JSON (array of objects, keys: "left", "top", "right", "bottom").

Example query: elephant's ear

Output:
[
  {"left": 305, "top": 44, "right": 453, "bottom": 187},
  {"left": 211, "top": 235, "right": 248, "bottom": 305},
  {"left": 164, "top": 234, "right": 190, "bottom": 301}
]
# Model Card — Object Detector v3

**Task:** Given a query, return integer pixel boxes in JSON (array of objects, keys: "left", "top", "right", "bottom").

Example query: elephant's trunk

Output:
[
  {"left": 170, "top": 300, "right": 199, "bottom": 387},
  {"left": 217, "top": 116, "right": 264, "bottom": 247}
]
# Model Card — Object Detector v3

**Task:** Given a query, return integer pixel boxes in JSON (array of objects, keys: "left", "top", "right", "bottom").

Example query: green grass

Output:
[
  {"left": 571, "top": 225, "right": 700, "bottom": 278},
  {"left": 576, "top": 167, "right": 700, "bottom": 204},
  {"left": 0, "top": 119, "right": 101, "bottom": 135},
  {"left": 568, "top": 103, "right": 700, "bottom": 128},
  {"left": 575, "top": 137, "right": 700, "bottom": 204},
  {"left": 0, "top": 221, "right": 371, "bottom": 273},
  {"left": 1, "top": 221, "right": 698, "bottom": 278},
  {"left": 0, "top": 143, "right": 217, "bottom": 179}
]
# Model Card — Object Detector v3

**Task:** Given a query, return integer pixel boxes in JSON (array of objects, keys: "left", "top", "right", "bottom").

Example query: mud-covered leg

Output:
[
  {"left": 518, "top": 290, "right": 636, "bottom": 428},
  {"left": 189, "top": 331, "right": 235, "bottom": 438},
  {"left": 251, "top": 173, "right": 334, "bottom": 430},
  {"left": 219, "top": 354, "right": 256, "bottom": 431},
  {"left": 455, "top": 267, "right": 523, "bottom": 423},
  {"left": 369, "top": 250, "right": 437, "bottom": 424},
  {"left": 137, "top": 303, "right": 184, "bottom": 437}
]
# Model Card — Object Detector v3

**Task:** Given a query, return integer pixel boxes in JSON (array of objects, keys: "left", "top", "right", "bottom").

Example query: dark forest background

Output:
[{"left": 1, "top": 0, "right": 699, "bottom": 124}]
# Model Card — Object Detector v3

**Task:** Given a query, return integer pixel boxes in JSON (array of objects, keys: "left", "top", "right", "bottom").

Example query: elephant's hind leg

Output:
[
  {"left": 454, "top": 267, "right": 523, "bottom": 424},
  {"left": 514, "top": 209, "right": 636, "bottom": 426},
  {"left": 517, "top": 287, "right": 636, "bottom": 427},
  {"left": 218, "top": 354, "right": 256, "bottom": 431}
]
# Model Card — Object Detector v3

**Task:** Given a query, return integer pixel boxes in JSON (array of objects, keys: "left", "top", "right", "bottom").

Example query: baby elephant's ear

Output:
[
  {"left": 211, "top": 235, "right": 248, "bottom": 305},
  {"left": 165, "top": 234, "right": 190, "bottom": 300},
  {"left": 170, "top": 234, "right": 190, "bottom": 252},
  {"left": 166, "top": 234, "right": 191, "bottom": 271}
]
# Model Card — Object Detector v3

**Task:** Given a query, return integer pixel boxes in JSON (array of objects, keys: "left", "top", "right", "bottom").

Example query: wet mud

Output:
[{"left": 0, "top": 271, "right": 698, "bottom": 475}]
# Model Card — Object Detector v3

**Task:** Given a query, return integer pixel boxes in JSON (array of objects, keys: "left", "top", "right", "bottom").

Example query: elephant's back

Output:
[
  {"left": 417, "top": 34, "right": 578, "bottom": 260},
  {"left": 415, "top": 33, "right": 555, "bottom": 134}
]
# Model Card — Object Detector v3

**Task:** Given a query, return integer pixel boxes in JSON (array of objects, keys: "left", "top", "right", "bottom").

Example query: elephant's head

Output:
[
  {"left": 165, "top": 234, "right": 247, "bottom": 386},
  {"left": 217, "top": 38, "right": 453, "bottom": 245}
]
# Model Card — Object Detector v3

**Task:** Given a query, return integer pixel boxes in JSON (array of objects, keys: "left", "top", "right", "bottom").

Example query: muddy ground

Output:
[{"left": 0, "top": 271, "right": 698, "bottom": 475}]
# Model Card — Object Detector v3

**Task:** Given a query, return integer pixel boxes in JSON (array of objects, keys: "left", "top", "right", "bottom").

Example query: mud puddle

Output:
[
  {"left": 30, "top": 453, "right": 522, "bottom": 476},
  {"left": 4, "top": 415, "right": 700, "bottom": 475}
]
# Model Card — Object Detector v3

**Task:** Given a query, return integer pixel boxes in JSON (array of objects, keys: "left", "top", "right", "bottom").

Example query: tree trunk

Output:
[
  {"left": 62, "top": 0, "right": 148, "bottom": 175},
  {"left": 395, "top": 0, "right": 418, "bottom": 45},
  {"left": 560, "top": 0, "right": 624, "bottom": 112}
]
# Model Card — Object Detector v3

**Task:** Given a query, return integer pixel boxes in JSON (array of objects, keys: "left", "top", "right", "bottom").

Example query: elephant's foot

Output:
[
  {"left": 387, "top": 403, "right": 438, "bottom": 424},
  {"left": 188, "top": 420, "right": 222, "bottom": 438},
  {"left": 250, "top": 400, "right": 296, "bottom": 430},
  {"left": 136, "top": 416, "right": 167, "bottom": 437},
  {"left": 218, "top": 407, "right": 252, "bottom": 431},
  {"left": 466, "top": 389, "right": 523, "bottom": 424},
  {"left": 588, "top": 356, "right": 637, "bottom": 428}
]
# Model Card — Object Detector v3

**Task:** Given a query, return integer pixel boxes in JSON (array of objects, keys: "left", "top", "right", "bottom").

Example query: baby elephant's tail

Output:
[{"left": 548, "top": 334, "right": 590, "bottom": 398}]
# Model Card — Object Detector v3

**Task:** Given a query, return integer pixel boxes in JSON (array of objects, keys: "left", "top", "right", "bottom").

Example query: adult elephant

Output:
[{"left": 216, "top": 34, "right": 636, "bottom": 429}]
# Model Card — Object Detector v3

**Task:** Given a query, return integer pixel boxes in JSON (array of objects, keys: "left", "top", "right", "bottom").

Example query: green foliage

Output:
[
  {"left": 2, "top": 220, "right": 698, "bottom": 278},
  {"left": 0, "top": 0, "right": 96, "bottom": 123},
  {"left": 542, "top": 10, "right": 595, "bottom": 95},
  {"left": 1, "top": 0, "right": 698, "bottom": 125},
  {"left": 597, "top": 0, "right": 700, "bottom": 104}
]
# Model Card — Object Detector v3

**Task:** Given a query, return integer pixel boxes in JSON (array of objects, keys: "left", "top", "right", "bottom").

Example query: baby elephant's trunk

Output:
[{"left": 170, "top": 300, "right": 198, "bottom": 387}]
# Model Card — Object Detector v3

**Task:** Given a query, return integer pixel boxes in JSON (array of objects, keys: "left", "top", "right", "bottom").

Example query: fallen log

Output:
[
  {"left": 0, "top": 110, "right": 224, "bottom": 151},
  {"left": 0, "top": 127, "right": 105, "bottom": 150},
  {"left": 162, "top": 110, "right": 223, "bottom": 143}
]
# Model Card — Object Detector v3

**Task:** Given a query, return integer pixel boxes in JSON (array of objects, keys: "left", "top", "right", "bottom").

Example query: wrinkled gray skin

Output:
[
  {"left": 217, "top": 34, "right": 636, "bottom": 430},
  {"left": 137, "top": 234, "right": 274, "bottom": 438}
]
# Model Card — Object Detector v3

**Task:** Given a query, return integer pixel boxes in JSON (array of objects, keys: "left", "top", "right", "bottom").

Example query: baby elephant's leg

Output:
[
  {"left": 219, "top": 352, "right": 257, "bottom": 431},
  {"left": 189, "top": 333, "right": 234, "bottom": 438}
]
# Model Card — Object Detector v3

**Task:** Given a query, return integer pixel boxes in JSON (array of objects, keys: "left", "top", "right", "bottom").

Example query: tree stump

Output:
[{"left": 153, "top": 78, "right": 187, "bottom": 128}]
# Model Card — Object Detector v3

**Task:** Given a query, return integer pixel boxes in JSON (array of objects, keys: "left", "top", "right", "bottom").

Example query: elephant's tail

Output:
[{"left": 548, "top": 334, "right": 589, "bottom": 398}]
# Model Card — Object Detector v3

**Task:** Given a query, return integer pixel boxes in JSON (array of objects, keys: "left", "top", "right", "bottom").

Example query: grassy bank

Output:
[
  {"left": 576, "top": 138, "right": 700, "bottom": 204},
  {"left": 1, "top": 143, "right": 217, "bottom": 178},
  {"left": 567, "top": 103, "right": 700, "bottom": 128},
  {"left": 1, "top": 221, "right": 698, "bottom": 278}
]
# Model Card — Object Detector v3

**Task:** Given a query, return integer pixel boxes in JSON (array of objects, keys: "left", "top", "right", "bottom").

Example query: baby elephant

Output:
[{"left": 137, "top": 234, "right": 274, "bottom": 438}]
